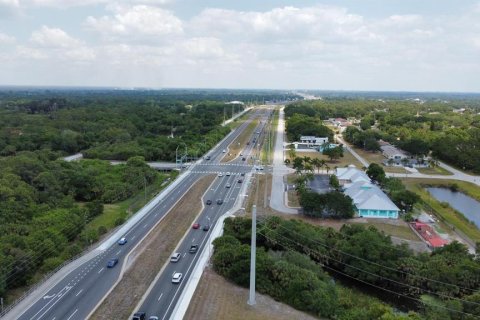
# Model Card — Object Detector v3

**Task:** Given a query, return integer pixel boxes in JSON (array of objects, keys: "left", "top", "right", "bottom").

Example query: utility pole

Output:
[{"left": 248, "top": 205, "right": 257, "bottom": 306}]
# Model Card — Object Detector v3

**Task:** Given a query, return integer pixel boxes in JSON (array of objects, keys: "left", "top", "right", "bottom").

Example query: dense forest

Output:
[
  {"left": 286, "top": 98, "right": 480, "bottom": 172},
  {"left": 0, "top": 88, "right": 298, "bottom": 303},
  {"left": 214, "top": 217, "right": 480, "bottom": 320}
]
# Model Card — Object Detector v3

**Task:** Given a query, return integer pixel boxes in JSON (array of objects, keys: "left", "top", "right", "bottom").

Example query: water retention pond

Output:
[{"left": 427, "top": 187, "right": 480, "bottom": 228}]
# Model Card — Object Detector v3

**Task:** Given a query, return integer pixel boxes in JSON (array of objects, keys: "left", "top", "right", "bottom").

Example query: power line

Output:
[
  {"left": 260, "top": 225, "right": 480, "bottom": 308},
  {"left": 266, "top": 219, "right": 480, "bottom": 294},
  {"left": 256, "top": 229, "right": 480, "bottom": 319}
]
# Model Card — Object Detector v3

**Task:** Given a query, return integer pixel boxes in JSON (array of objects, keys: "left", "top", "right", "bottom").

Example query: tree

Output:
[
  {"left": 293, "top": 157, "right": 304, "bottom": 175},
  {"left": 323, "top": 146, "right": 343, "bottom": 162},
  {"left": 329, "top": 175, "right": 340, "bottom": 190},
  {"left": 366, "top": 163, "right": 386, "bottom": 183}
]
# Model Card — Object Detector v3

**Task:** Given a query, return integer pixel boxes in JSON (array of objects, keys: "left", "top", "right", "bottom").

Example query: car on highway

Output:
[
  {"left": 149, "top": 317, "right": 159, "bottom": 320},
  {"left": 241, "top": 172, "right": 245, "bottom": 176},
  {"left": 246, "top": 142, "right": 250, "bottom": 145},
  {"left": 170, "top": 252, "right": 181, "bottom": 263},
  {"left": 218, "top": 173, "right": 223, "bottom": 177},
  {"left": 118, "top": 237, "right": 127, "bottom": 245},
  {"left": 216, "top": 199, "right": 223, "bottom": 205},
  {"left": 189, "top": 244, "right": 199, "bottom": 253},
  {"left": 240, "top": 153, "right": 243, "bottom": 156},
  {"left": 192, "top": 223, "right": 200, "bottom": 229},
  {"left": 242, "top": 157, "right": 246, "bottom": 161},
  {"left": 203, "top": 224, "right": 210, "bottom": 231},
  {"left": 172, "top": 272, "right": 183, "bottom": 284},
  {"left": 226, "top": 183, "right": 231, "bottom": 188},
  {"left": 206, "top": 199, "right": 212, "bottom": 205},
  {"left": 226, "top": 172, "right": 231, "bottom": 176},
  {"left": 238, "top": 179, "right": 243, "bottom": 183},
  {"left": 107, "top": 258, "right": 119, "bottom": 268},
  {"left": 132, "top": 312, "right": 146, "bottom": 320},
  {"left": 222, "top": 149, "right": 226, "bottom": 153},
  {"left": 204, "top": 155, "right": 211, "bottom": 160}
]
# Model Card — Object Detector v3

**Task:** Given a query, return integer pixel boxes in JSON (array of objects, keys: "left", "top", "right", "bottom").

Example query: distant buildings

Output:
[
  {"left": 336, "top": 165, "right": 400, "bottom": 219},
  {"left": 379, "top": 140, "right": 428, "bottom": 168}
]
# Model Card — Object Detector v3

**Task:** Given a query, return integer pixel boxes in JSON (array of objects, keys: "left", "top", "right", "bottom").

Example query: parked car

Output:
[
  {"left": 107, "top": 258, "right": 119, "bottom": 268},
  {"left": 172, "top": 272, "right": 183, "bottom": 284},
  {"left": 192, "top": 223, "right": 200, "bottom": 229},
  {"left": 118, "top": 237, "right": 127, "bottom": 245},
  {"left": 132, "top": 312, "right": 146, "bottom": 320},
  {"left": 189, "top": 244, "right": 199, "bottom": 253},
  {"left": 216, "top": 199, "right": 223, "bottom": 205},
  {"left": 206, "top": 199, "right": 212, "bottom": 205},
  {"left": 170, "top": 252, "right": 181, "bottom": 263}
]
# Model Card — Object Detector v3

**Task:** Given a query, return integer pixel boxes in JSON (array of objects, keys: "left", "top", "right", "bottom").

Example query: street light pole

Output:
[{"left": 248, "top": 205, "right": 257, "bottom": 306}]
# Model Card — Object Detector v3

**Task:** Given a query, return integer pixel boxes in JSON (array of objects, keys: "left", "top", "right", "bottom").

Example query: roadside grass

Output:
[
  {"left": 384, "top": 166, "right": 409, "bottom": 174},
  {"left": 401, "top": 178, "right": 480, "bottom": 242},
  {"left": 85, "top": 172, "right": 176, "bottom": 234},
  {"left": 227, "top": 108, "right": 253, "bottom": 130},
  {"left": 286, "top": 150, "right": 364, "bottom": 169},
  {"left": 417, "top": 166, "right": 452, "bottom": 175},
  {"left": 90, "top": 175, "right": 215, "bottom": 319},
  {"left": 261, "top": 108, "right": 278, "bottom": 165},
  {"left": 222, "top": 119, "right": 259, "bottom": 163}
]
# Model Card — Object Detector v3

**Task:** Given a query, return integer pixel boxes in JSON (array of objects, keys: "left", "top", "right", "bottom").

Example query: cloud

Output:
[
  {"left": 85, "top": 4, "right": 182, "bottom": 40},
  {"left": 0, "top": 0, "right": 20, "bottom": 17},
  {"left": 30, "top": 26, "right": 82, "bottom": 48},
  {"left": 0, "top": 31, "right": 15, "bottom": 43},
  {"left": 22, "top": 0, "right": 173, "bottom": 7}
]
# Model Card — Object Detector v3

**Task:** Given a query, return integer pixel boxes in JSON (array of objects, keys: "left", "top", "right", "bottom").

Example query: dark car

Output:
[
  {"left": 238, "top": 179, "right": 243, "bottom": 183},
  {"left": 203, "top": 224, "right": 210, "bottom": 231},
  {"left": 242, "top": 157, "right": 246, "bottom": 161},
  {"left": 216, "top": 199, "right": 223, "bottom": 205},
  {"left": 205, "top": 156, "right": 211, "bottom": 160},
  {"left": 107, "top": 258, "right": 119, "bottom": 268},
  {"left": 241, "top": 172, "right": 245, "bottom": 176},
  {"left": 206, "top": 199, "right": 212, "bottom": 205},
  {"left": 189, "top": 244, "right": 199, "bottom": 253},
  {"left": 132, "top": 312, "right": 146, "bottom": 320}
]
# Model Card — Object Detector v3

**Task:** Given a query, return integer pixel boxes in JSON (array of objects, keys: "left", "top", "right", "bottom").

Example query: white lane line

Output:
[
  {"left": 98, "top": 267, "right": 104, "bottom": 274},
  {"left": 66, "top": 309, "right": 78, "bottom": 320},
  {"left": 183, "top": 253, "right": 186, "bottom": 257},
  {"left": 116, "top": 250, "right": 121, "bottom": 255},
  {"left": 192, "top": 238, "right": 195, "bottom": 242},
  {"left": 158, "top": 293, "right": 164, "bottom": 301},
  {"left": 75, "top": 289, "right": 83, "bottom": 297},
  {"left": 143, "top": 223, "right": 148, "bottom": 229},
  {"left": 132, "top": 235, "right": 136, "bottom": 240}
]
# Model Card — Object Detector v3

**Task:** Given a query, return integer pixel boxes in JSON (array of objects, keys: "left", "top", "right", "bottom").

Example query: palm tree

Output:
[
  {"left": 311, "top": 158, "right": 322, "bottom": 174},
  {"left": 325, "top": 164, "right": 331, "bottom": 175}
]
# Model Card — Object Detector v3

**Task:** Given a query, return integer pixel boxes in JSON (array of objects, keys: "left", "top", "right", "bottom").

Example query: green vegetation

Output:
[
  {"left": 214, "top": 217, "right": 480, "bottom": 319},
  {"left": 261, "top": 109, "right": 278, "bottom": 164},
  {"left": 285, "top": 113, "right": 333, "bottom": 142}
]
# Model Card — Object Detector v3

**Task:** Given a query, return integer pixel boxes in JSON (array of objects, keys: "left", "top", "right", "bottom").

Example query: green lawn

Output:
[
  {"left": 353, "top": 221, "right": 418, "bottom": 241},
  {"left": 417, "top": 166, "right": 452, "bottom": 175},
  {"left": 261, "top": 108, "right": 278, "bottom": 164},
  {"left": 286, "top": 150, "right": 364, "bottom": 170}
]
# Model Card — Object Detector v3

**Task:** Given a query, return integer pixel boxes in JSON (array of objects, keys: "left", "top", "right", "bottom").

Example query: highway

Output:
[
  {"left": 136, "top": 110, "right": 271, "bottom": 319},
  {"left": 12, "top": 107, "right": 270, "bottom": 320}
]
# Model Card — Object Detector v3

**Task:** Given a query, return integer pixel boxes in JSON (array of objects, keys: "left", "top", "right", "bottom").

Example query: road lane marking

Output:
[
  {"left": 183, "top": 253, "right": 186, "bottom": 257},
  {"left": 158, "top": 293, "right": 164, "bottom": 301},
  {"left": 131, "top": 235, "right": 136, "bottom": 240},
  {"left": 98, "top": 267, "right": 104, "bottom": 274},
  {"left": 143, "top": 224, "right": 148, "bottom": 229},
  {"left": 66, "top": 309, "right": 78, "bottom": 320},
  {"left": 116, "top": 250, "right": 121, "bottom": 255},
  {"left": 75, "top": 289, "right": 83, "bottom": 297},
  {"left": 192, "top": 238, "right": 195, "bottom": 242}
]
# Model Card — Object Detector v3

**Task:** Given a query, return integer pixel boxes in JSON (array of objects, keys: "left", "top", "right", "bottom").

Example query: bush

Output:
[
  {"left": 97, "top": 225, "right": 107, "bottom": 235},
  {"left": 114, "top": 217, "right": 126, "bottom": 226}
]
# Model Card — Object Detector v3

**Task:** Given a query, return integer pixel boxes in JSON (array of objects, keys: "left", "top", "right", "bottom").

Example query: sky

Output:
[{"left": 0, "top": 0, "right": 479, "bottom": 92}]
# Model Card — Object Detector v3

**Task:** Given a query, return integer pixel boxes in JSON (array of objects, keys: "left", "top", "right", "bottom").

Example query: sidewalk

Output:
[{"left": 269, "top": 107, "right": 298, "bottom": 214}]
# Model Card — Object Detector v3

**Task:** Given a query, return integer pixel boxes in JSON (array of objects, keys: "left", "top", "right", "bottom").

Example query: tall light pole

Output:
[{"left": 248, "top": 205, "right": 257, "bottom": 306}]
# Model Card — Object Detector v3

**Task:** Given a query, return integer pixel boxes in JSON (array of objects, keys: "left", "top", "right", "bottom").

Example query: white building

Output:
[{"left": 336, "top": 165, "right": 399, "bottom": 219}]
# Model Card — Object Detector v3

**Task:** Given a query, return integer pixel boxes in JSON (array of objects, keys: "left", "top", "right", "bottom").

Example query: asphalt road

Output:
[
  {"left": 14, "top": 108, "right": 268, "bottom": 320},
  {"left": 136, "top": 109, "right": 272, "bottom": 320}
]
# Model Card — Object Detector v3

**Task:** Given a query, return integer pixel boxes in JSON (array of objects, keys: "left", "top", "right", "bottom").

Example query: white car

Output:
[
  {"left": 118, "top": 237, "right": 127, "bottom": 245},
  {"left": 170, "top": 252, "right": 181, "bottom": 263},
  {"left": 218, "top": 173, "right": 223, "bottom": 177},
  {"left": 222, "top": 149, "right": 226, "bottom": 153},
  {"left": 226, "top": 172, "right": 231, "bottom": 176},
  {"left": 172, "top": 272, "right": 183, "bottom": 283}
]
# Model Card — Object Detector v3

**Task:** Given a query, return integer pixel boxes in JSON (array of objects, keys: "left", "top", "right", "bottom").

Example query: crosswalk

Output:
[
  {"left": 196, "top": 163, "right": 253, "bottom": 168},
  {"left": 190, "top": 170, "right": 247, "bottom": 175}
]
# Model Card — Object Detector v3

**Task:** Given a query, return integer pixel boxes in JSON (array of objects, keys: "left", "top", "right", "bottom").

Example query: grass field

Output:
[
  {"left": 401, "top": 178, "right": 480, "bottom": 242},
  {"left": 261, "top": 108, "right": 278, "bottom": 164},
  {"left": 286, "top": 149, "right": 364, "bottom": 170},
  {"left": 417, "top": 166, "right": 452, "bottom": 175}
]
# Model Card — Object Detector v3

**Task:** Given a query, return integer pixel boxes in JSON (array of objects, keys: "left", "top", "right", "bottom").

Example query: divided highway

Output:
[{"left": 11, "top": 108, "right": 270, "bottom": 320}]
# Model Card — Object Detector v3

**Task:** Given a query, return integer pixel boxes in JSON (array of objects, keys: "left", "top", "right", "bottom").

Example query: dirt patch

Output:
[
  {"left": 90, "top": 175, "right": 215, "bottom": 320},
  {"left": 184, "top": 266, "right": 320, "bottom": 320},
  {"left": 222, "top": 119, "right": 259, "bottom": 163}
]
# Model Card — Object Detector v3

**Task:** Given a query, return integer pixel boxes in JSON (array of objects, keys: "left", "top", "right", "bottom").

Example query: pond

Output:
[{"left": 427, "top": 187, "right": 480, "bottom": 228}]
